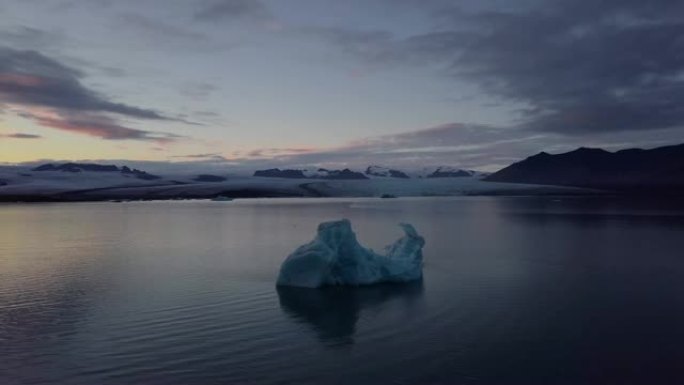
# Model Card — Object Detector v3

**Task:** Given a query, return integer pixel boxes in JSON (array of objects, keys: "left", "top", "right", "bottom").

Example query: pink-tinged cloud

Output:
[
  {"left": 219, "top": 122, "right": 552, "bottom": 171},
  {"left": 22, "top": 109, "right": 181, "bottom": 143},
  {"left": 35, "top": 115, "right": 148, "bottom": 140},
  {"left": 172, "top": 153, "right": 227, "bottom": 159},
  {"left": 243, "top": 147, "right": 317, "bottom": 158},
  {"left": 0, "top": 73, "right": 45, "bottom": 87},
  {"left": 0, "top": 47, "right": 171, "bottom": 120},
  {"left": 0, "top": 47, "right": 184, "bottom": 142}
]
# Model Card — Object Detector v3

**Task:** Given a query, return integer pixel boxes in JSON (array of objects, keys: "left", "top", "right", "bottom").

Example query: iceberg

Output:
[{"left": 276, "top": 219, "right": 425, "bottom": 288}]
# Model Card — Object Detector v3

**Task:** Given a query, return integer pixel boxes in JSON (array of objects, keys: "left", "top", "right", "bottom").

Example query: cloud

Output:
[
  {"left": 241, "top": 147, "right": 316, "bottom": 158},
  {"left": 305, "top": 0, "right": 684, "bottom": 135},
  {"left": 172, "top": 153, "right": 228, "bottom": 161},
  {"left": 214, "top": 123, "right": 543, "bottom": 171},
  {"left": 0, "top": 47, "right": 170, "bottom": 119},
  {"left": 302, "top": 123, "right": 544, "bottom": 170},
  {"left": 449, "top": 0, "right": 684, "bottom": 135},
  {"left": 0, "top": 26, "right": 64, "bottom": 50},
  {"left": 0, "top": 46, "right": 183, "bottom": 141},
  {"left": 194, "top": 0, "right": 272, "bottom": 22},
  {"left": 114, "top": 12, "right": 232, "bottom": 53},
  {"left": 13, "top": 120, "right": 683, "bottom": 173},
  {"left": 180, "top": 82, "right": 220, "bottom": 98},
  {"left": 118, "top": 13, "right": 209, "bottom": 44},
  {"left": 29, "top": 111, "right": 180, "bottom": 142},
  {"left": 222, "top": 121, "right": 684, "bottom": 172},
  {"left": 1, "top": 132, "right": 41, "bottom": 139},
  {"left": 155, "top": 124, "right": 532, "bottom": 171}
]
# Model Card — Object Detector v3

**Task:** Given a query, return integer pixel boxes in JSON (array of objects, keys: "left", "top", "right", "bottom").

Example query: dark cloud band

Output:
[
  {"left": 1, "top": 132, "right": 42, "bottom": 139},
  {"left": 0, "top": 47, "right": 180, "bottom": 141}
]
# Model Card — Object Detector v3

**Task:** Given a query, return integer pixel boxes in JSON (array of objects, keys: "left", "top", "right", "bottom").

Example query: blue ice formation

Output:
[{"left": 276, "top": 219, "right": 425, "bottom": 288}]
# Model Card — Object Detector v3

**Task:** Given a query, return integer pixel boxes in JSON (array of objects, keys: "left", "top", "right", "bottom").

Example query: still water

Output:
[{"left": 2, "top": 197, "right": 684, "bottom": 385}]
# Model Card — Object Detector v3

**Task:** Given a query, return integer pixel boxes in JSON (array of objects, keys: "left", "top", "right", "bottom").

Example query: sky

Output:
[{"left": 1, "top": 0, "right": 683, "bottom": 172}]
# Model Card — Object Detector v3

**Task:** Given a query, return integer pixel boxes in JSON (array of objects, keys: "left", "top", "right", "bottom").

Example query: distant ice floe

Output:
[{"left": 276, "top": 219, "right": 425, "bottom": 288}]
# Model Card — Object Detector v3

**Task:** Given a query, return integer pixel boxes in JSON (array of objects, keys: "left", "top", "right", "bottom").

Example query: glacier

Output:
[{"left": 276, "top": 219, "right": 425, "bottom": 288}]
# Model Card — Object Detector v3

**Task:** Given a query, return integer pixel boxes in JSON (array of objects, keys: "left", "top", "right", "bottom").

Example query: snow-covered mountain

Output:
[
  {"left": 0, "top": 163, "right": 173, "bottom": 200},
  {"left": 402, "top": 166, "right": 488, "bottom": 178},
  {"left": 1, "top": 161, "right": 575, "bottom": 203},
  {"left": 365, "top": 166, "right": 410, "bottom": 179},
  {"left": 254, "top": 168, "right": 368, "bottom": 180},
  {"left": 251, "top": 165, "right": 490, "bottom": 180},
  {"left": 422, "top": 166, "right": 489, "bottom": 178},
  {"left": 32, "top": 163, "right": 161, "bottom": 180}
]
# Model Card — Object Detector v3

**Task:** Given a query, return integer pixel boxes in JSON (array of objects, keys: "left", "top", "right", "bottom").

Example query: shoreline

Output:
[
  {"left": 4, "top": 176, "right": 683, "bottom": 204},
  {"left": 0, "top": 189, "right": 629, "bottom": 204}
]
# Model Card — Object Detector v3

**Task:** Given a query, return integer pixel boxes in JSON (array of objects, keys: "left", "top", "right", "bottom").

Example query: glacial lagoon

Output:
[{"left": 2, "top": 197, "right": 684, "bottom": 384}]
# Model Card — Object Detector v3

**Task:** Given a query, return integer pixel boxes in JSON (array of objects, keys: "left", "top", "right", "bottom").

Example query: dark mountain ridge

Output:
[
  {"left": 426, "top": 167, "right": 473, "bottom": 178},
  {"left": 486, "top": 143, "right": 684, "bottom": 193},
  {"left": 193, "top": 174, "right": 228, "bottom": 182},
  {"left": 33, "top": 163, "right": 161, "bottom": 180},
  {"left": 253, "top": 169, "right": 307, "bottom": 178}
]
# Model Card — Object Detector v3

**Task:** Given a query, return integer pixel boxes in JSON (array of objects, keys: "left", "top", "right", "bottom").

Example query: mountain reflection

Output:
[{"left": 277, "top": 281, "right": 425, "bottom": 345}]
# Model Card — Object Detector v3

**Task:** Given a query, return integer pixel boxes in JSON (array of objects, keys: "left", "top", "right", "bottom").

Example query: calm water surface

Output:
[{"left": 2, "top": 197, "right": 684, "bottom": 385}]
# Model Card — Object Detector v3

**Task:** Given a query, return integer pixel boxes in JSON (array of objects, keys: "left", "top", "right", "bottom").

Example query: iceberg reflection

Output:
[{"left": 277, "top": 281, "right": 424, "bottom": 345}]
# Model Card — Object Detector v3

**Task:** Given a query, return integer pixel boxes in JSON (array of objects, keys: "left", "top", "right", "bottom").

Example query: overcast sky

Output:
[{"left": 1, "top": 0, "right": 683, "bottom": 171}]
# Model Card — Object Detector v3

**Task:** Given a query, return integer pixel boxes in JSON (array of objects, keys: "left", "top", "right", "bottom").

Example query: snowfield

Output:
[{"left": 0, "top": 165, "right": 594, "bottom": 201}]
